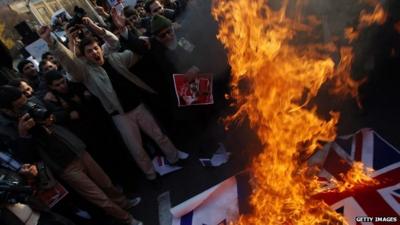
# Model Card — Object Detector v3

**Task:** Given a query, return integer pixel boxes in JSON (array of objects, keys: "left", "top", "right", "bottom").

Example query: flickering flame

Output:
[
  {"left": 360, "top": 3, "right": 387, "bottom": 26},
  {"left": 340, "top": 3, "right": 387, "bottom": 105},
  {"left": 330, "top": 47, "right": 366, "bottom": 108},
  {"left": 333, "top": 162, "right": 379, "bottom": 193},
  {"left": 345, "top": 3, "right": 387, "bottom": 42},
  {"left": 212, "top": 0, "right": 384, "bottom": 224}
]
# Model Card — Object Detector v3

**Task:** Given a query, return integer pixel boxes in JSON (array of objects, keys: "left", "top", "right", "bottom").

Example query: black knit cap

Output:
[{"left": 123, "top": 5, "right": 139, "bottom": 18}]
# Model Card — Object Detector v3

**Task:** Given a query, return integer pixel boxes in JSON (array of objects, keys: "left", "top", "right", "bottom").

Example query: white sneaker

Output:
[
  {"left": 178, "top": 150, "right": 189, "bottom": 159},
  {"left": 126, "top": 197, "right": 141, "bottom": 209},
  {"left": 129, "top": 219, "right": 143, "bottom": 225},
  {"left": 75, "top": 209, "right": 91, "bottom": 219}
]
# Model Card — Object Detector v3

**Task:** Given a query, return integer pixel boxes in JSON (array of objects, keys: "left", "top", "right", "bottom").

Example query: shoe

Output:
[
  {"left": 125, "top": 197, "right": 141, "bottom": 209},
  {"left": 146, "top": 172, "right": 157, "bottom": 180},
  {"left": 167, "top": 159, "right": 185, "bottom": 167},
  {"left": 178, "top": 150, "right": 189, "bottom": 159},
  {"left": 75, "top": 209, "right": 91, "bottom": 219}
]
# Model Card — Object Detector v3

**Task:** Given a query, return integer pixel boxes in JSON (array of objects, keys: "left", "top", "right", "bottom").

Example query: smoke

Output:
[
  {"left": 170, "top": 0, "right": 400, "bottom": 135},
  {"left": 305, "top": 0, "right": 400, "bottom": 106},
  {"left": 173, "top": 0, "right": 229, "bottom": 80},
  {"left": 173, "top": 0, "right": 399, "bottom": 81},
  {"left": 304, "top": 0, "right": 400, "bottom": 80}
]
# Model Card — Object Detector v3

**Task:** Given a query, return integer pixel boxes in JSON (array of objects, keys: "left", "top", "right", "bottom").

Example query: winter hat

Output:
[{"left": 151, "top": 14, "right": 172, "bottom": 35}]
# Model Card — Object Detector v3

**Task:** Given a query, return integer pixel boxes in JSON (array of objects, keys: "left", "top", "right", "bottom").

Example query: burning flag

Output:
[
  {"left": 169, "top": 129, "right": 399, "bottom": 225},
  {"left": 211, "top": 0, "right": 390, "bottom": 224},
  {"left": 312, "top": 129, "right": 400, "bottom": 224}
]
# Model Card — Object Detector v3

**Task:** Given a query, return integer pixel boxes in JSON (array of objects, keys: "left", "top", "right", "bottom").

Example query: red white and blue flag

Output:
[
  {"left": 312, "top": 128, "right": 400, "bottom": 224},
  {"left": 170, "top": 129, "right": 399, "bottom": 225}
]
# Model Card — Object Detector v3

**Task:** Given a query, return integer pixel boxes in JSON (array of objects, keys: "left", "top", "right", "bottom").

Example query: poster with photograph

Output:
[
  {"left": 51, "top": 8, "right": 72, "bottom": 42},
  {"left": 51, "top": 8, "right": 72, "bottom": 29},
  {"left": 108, "top": 0, "right": 125, "bottom": 13},
  {"left": 173, "top": 73, "right": 214, "bottom": 107},
  {"left": 36, "top": 182, "right": 69, "bottom": 208}
]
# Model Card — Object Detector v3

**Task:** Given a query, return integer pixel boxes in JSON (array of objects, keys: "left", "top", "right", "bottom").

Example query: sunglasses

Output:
[{"left": 157, "top": 28, "right": 173, "bottom": 38}]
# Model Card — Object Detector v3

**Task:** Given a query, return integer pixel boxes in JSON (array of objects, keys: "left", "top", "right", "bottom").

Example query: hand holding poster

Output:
[{"left": 173, "top": 73, "right": 214, "bottom": 107}]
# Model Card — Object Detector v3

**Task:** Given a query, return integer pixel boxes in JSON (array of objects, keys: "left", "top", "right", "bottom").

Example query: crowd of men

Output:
[{"left": 0, "top": 1, "right": 221, "bottom": 225}]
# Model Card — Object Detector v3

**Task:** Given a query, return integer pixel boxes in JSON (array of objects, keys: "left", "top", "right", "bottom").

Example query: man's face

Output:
[
  {"left": 127, "top": 14, "right": 140, "bottom": 27},
  {"left": 44, "top": 55, "right": 56, "bottom": 63},
  {"left": 42, "top": 61, "right": 58, "bottom": 73},
  {"left": 22, "top": 63, "right": 38, "bottom": 78},
  {"left": 44, "top": 55, "right": 61, "bottom": 67},
  {"left": 156, "top": 26, "right": 177, "bottom": 49},
  {"left": 84, "top": 42, "right": 105, "bottom": 65},
  {"left": 20, "top": 81, "right": 34, "bottom": 98},
  {"left": 50, "top": 77, "right": 68, "bottom": 94},
  {"left": 150, "top": 1, "right": 164, "bottom": 15},
  {"left": 137, "top": 6, "right": 147, "bottom": 17}
]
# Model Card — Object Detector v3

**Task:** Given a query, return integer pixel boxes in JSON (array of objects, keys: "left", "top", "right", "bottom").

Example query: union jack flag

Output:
[{"left": 312, "top": 128, "right": 400, "bottom": 225}]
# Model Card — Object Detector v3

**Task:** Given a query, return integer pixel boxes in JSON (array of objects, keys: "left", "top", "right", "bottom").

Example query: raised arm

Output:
[
  {"left": 38, "top": 26, "right": 87, "bottom": 82},
  {"left": 82, "top": 17, "right": 120, "bottom": 53}
]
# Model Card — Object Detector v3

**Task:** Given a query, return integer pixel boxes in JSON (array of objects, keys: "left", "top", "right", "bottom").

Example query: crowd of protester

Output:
[{"left": 0, "top": 1, "right": 220, "bottom": 225}]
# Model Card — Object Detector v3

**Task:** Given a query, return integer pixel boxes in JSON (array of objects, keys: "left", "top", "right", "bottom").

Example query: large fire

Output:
[{"left": 212, "top": 0, "right": 385, "bottom": 224}]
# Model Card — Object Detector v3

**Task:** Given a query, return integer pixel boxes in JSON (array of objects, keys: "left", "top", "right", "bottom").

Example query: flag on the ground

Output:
[
  {"left": 170, "top": 172, "right": 250, "bottom": 225},
  {"left": 171, "top": 128, "right": 399, "bottom": 225},
  {"left": 152, "top": 155, "right": 182, "bottom": 176},
  {"left": 311, "top": 128, "right": 400, "bottom": 224}
]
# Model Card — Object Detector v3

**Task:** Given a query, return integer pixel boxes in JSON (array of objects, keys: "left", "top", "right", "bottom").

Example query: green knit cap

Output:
[{"left": 151, "top": 14, "right": 172, "bottom": 35}]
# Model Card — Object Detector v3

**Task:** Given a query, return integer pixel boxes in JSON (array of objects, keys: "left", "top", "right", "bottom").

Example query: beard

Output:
[
  {"left": 166, "top": 37, "right": 178, "bottom": 50},
  {"left": 165, "top": 30, "right": 178, "bottom": 50}
]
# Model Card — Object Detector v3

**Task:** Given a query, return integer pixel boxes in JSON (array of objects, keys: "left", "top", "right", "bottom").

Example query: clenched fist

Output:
[{"left": 38, "top": 25, "right": 53, "bottom": 44}]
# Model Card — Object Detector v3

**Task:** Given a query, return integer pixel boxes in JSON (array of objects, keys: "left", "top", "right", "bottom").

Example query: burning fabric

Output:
[
  {"left": 210, "top": 0, "right": 392, "bottom": 224},
  {"left": 170, "top": 129, "right": 399, "bottom": 225},
  {"left": 312, "top": 129, "right": 400, "bottom": 224}
]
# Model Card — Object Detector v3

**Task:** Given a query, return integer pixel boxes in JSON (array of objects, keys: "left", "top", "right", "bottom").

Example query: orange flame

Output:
[
  {"left": 345, "top": 3, "right": 387, "bottom": 42},
  {"left": 333, "top": 162, "right": 379, "bottom": 193},
  {"left": 360, "top": 3, "right": 387, "bottom": 26},
  {"left": 330, "top": 47, "right": 367, "bottom": 108},
  {"left": 340, "top": 2, "right": 387, "bottom": 106},
  {"left": 212, "top": 0, "right": 384, "bottom": 224}
]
